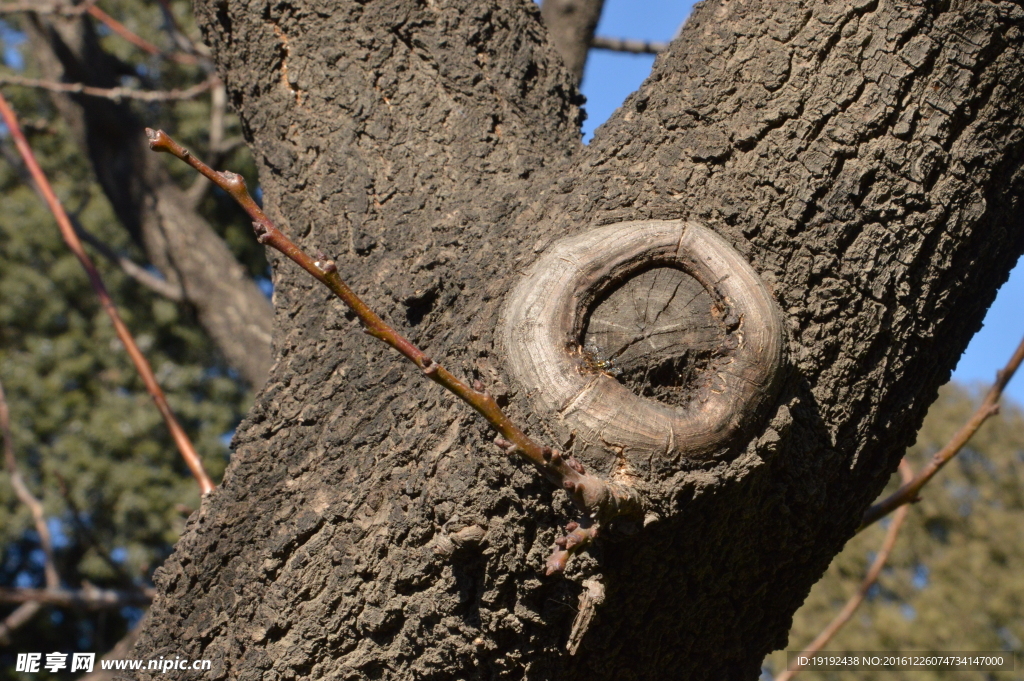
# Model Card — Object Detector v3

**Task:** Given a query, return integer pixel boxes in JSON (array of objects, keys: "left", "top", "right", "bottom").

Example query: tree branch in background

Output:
[
  {"left": 541, "top": 0, "right": 606, "bottom": 83},
  {"left": 591, "top": 36, "right": 668, "bottom": 54},
  {"left": 73, "top": 224, "right": 185, "bottom": 301},
  {"left": 0, "top": 92, "right": 214, "bottom": 494},
  {"left": 0, "top": 378, "right": 60, "bottom": 643},
  {"left": 0, "top": 136, "right": 186, "bottom": 302},
  {"left": 25, "top": 12, "right": 274, "bottom": 388},
  {"left": 0, "top": 586, "right": 154, "bottom": 608},
  {"left": 82, "top": 4, "right": 200, "bottom": 66},
  {"left": 185, "top": 79, "right": 228, "bottom": 207},
  {"left": 148, "top": 128, "right": 645, "bottom": 574},
  {"left": 778, "top": 459, "right": 915, "bottom": 680},
  {"left": 0, "top": 74, "right": 215, "bottom": 102},
  {"left": 860, "top": 334, "right": 1024, "bottom": 530}
]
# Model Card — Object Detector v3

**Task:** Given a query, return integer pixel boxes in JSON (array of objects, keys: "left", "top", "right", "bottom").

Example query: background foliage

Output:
[
  {"left": 1, "top": 1, "right": 1022, "bottom": 679},
  {"left": 0, "top": 0, "right": 258, "bottom": 674},
  {"left": 765, "top": 384, "right": 1024, "bottom": 680}
]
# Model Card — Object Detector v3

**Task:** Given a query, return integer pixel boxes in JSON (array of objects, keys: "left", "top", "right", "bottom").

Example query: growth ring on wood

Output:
[{"left": 500, "top": 220, "right": 785, "bottom": 470}]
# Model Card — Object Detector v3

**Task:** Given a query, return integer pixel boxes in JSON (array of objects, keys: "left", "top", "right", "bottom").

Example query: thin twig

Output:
[
  {"left": 859, "top": 334, "right": 1024, "bottom": 530},
  {"left": 0, "top": 93, "right": 214, "bottom": 495},
  {"left": 0, "top": 74, "right": 214, "bottom": 102},
  {"left": 0, "top": 586, "right": 154, "bottom": 608},
  {"left": 147, "top": 128, "right": 644, "bottom": 573},
  {"left": 84, "top": 4, "right": 199, "bottom": 65},
  {"left": 591, "top": 36, "right": 668, "bottom": 55},
  {"left": 0, "top": 378, "right": 60, "bottom": 643},
  {"left": 779, "top": 459, "right": 915, "bottom": 680}
]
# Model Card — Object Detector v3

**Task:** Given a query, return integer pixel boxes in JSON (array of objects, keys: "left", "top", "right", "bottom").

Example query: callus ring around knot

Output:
[{"left": 499, "top": 220, "right": 786, "bottom": 474}]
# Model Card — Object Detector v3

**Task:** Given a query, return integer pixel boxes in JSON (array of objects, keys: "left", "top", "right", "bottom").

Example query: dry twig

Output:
[
  {"left": 84, "top": 4, "right": 200, "bottom": 65},
  {"left": 0, "top": 93, "right": 214, "bottom": 494},
  {"left": 0, "top": 586, "right": 154, "bottom": 608},
  {"left": 859, "top": 334, "right": 1024, "bottom": 530},
  {"left": 147, "top": 128, "right": 644, "bottom": 573},
  {"left": 0, "top": 74, "right": 214, "bottom": 102},
  {"left": 591, "top": 36, "right": 668, "bottom": 54},
  {"left": 778, "top": 459, "right": 915, "bottom": 680}
]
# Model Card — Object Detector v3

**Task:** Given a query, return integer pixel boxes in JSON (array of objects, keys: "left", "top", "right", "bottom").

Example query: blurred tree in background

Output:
[
  {"left": 767, "top": 383, "right": 1024, "bottom": 680},
  {"left": 1, "top": 0, "right": 1023, "bottom": 678},
  {"left": 0, "top": 0, "right": 263, "bottom": 674}
]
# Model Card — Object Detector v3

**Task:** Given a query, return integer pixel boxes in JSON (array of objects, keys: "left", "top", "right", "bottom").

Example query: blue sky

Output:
[{"left": 578, "top": 0, "right": 1024, "bottom": 405}]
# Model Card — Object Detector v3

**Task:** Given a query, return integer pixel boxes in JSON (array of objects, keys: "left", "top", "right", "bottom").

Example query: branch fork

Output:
[{"left": 146, "top": 128, "right": 644, "bottom": 575}]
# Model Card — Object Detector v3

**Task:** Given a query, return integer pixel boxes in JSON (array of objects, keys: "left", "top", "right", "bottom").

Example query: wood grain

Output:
[{"left": 501, "top": 220, "right": 786, "bottom": 475}]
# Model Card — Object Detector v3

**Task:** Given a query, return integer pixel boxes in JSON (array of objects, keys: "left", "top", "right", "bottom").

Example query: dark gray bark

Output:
[
  {"left": 26, "top": 13, "right": 274, "bottom": 389},
  {"left": 132, "top": 0, "right": 1024, "bottom": 679},
  {"left": 541, "top": 0, "right": 605, "bottom": 83}
]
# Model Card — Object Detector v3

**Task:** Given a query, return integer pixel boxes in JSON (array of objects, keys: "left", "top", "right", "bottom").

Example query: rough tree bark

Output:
[
  {"left": 131, "top": 0, "right": 1024, "bottom": 679},
  {"left": 25, "top": 12, "right": 274, "bottom": 388}
]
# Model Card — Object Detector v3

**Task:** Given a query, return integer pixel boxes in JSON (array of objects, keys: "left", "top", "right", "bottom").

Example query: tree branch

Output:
[
  {"left": 860, "top": 334, "right": 1024, "bottom": 530},
  {"left": 0, "top": 74, "right": 215, "bottom": 102},
  {"left": 73, "top": 224, "right": 185, "bottom": 301},
  {"left": 147, "top": 128, "right": 644, "bottom": 574},
  {"left": 0, "top": 603, "right": 42, "bottom": 645},
  {"left": 590, "top": 36, "right": 667, "bottom": 54},
  {"left": 83, "top": 4, "right": 200, "bottom": 66},
  {"left": 0, "top": 586, "right": 155, "bottom": 608},
  {"left": 24, "top": 13, "right": 273, "bottom": 388},
  {"left": 779, "top": 459, "right": 915, "bottom": 680},
  {"left": 185, "top": 79, "right": 228, "bottom": 208},
  {"left": 0, "top": 93, "right": 214, "bottom": 495},
  {"left": 0, "top": 136, "right": 186, "bottom": 302}
]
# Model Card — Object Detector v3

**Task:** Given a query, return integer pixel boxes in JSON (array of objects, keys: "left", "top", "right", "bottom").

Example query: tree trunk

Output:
[
  {"left": 26, "top": 12, "right": 274, "bottom": 389},
  {"left": 132, "top": 0, "right": 1024, "bottom": 679}
]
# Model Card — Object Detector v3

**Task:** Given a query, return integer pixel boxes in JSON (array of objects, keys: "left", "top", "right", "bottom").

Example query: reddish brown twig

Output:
[
  {"left": 859, "top": 334, "right": 1024, "bottom": 531},
  {"left": 779, "top": 459, "right": 915, "bottom": 680},
  {"left": 85, "top": 4, "right": 199, "bottom": 65},
  {"left": 0, "top": 378, "right": 60, "bottom": 643},
  {"left": 146, "top": 128, "right": 644, "bottom": 573},
  {"left": 0, "top": 93, "right": 213, "bottom": 495},
  {"left": 0, "top": 74, "right": 214, "bottom": 102}
]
